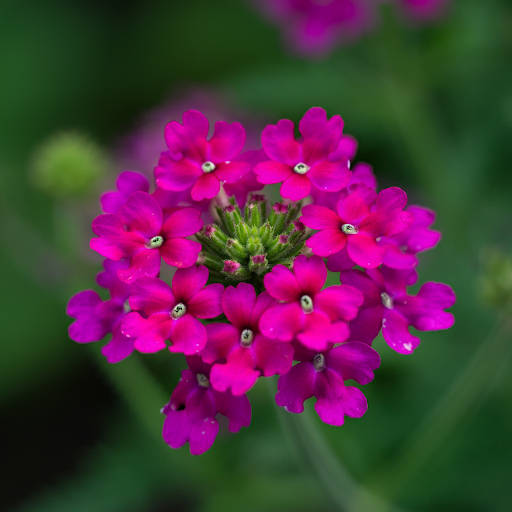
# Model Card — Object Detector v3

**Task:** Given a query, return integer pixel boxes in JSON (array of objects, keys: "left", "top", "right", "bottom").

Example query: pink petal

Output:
[
  {"left": 161, "top": 207, "right": 203, "bottom": 239},
  {"left": 376, "top": 186, "right": 408, "bottom": 212},
  {"left": 214, "top": 161, "right": 250, "bottom": 183},
  {"left": 329, "top": 134, "right": 358, "bottom": 162},
  {"left": 155, "top": 157, "right": 202, "bottom": 191},
  {"left": 253, "top": 335, "right": 294, "bottom": 376},
  {"left": 326, "top": 342, "right": 380, "bottom": 385},
  {"left": 162, "top": 409, "right": 193, "bottom": 450},
  {"left": 315, "top": 285, "right": 363, "bottom": 322},
  {"left": 187, "top": 283, "right": 224, "bottom": 319},
  {"left": 169, "top": 314, "right": 208, "bottom": 354},
  {"left": 299, "top": 107, "right": 344, "bottom": 164},
  {"left": 164, "top": 110, "right": 209, "bottom": 160},
  {"left": 301, "top": 204, "right": 342, "bottom": 230},
  {"left": 160, "top": 238, "right": 202, "bottom": 268},
  {"left": 201, "top": 323, "right": 239, "bottom": 363},
  {"left": 172, "top": 265, "right": 209, "bottom": 303},
  {"left": 347, "top": 235, "right": 388, "bottom": 268},
  {"left": 263, "top": 264, "right": 301, "bottom": 302},
  {"left": 381, "top": 243, "right": 418, "bottom": 269},
  {"left": 347, "top": 306, "right": 383, "bottom": 345},
  {"left": 280, "top": 173, "right": 311, "bottom": 201},
  {"left": 101, "top": 325, "right": 135, "bottom": 363},
  {"left": 125, "top": 312, "right": 170, "bottom": 353},
  {"left": 208, "top": 121, "right": 246, "bottom": 161},
  {"left": 191, "top": 172, "right": 220, "bottom": 201},
  {"left": 296, "top": 311, "right": 332, "bottom": 351},
  {"left": 67, "top": 289, "right": 101, "bottom": 318},
  {"left": 259, "top": 302, "right": 303, "bottom": 341},
  {"left": 249, "top": 291, "right": 277, "bottom": 329},
  {"left": 212, "top": 389, "right": 252, "bottom": 432},
  {"left": 308, "top": 160, "right": 351, "bottom": 192},
  {"left": 326, "top": 246, "right": 355, "bottom": 272},
  {"left": 314, "top": 371, "right": 368, "bottom": 426},
  {"left": 118, "top": 192, "right": 163, "bottom": 238},
  {"left": 336, "top": 186, "right": 375, "bottom": 223},
  {"left": 129, "top": 277, "right": 175, "bottom": 316},
  {"left": 261, "top": 118, "right": 301, "bottom": 166},
  {"left": 253, "top": 160, "right": 293, "bottom": 184},
  {"left": 117, "top": 248, "right": 161, "bottom": 284},
  {"left": 101, "top": 171, "right": 149, "bottom": 214},
  {"left": 348, "top": 162, "right": 377, "bottom": 189},
  {"left": 222, "top": 283, "right": 256, "bottom": 328},
  {"left": 275, "top": 362, "right": 316, "bottom": 413},
  {"left": 382, "top": 309, "right": 420, "bottom": 354},
  {"left": 293, "top": 255, "right": 326, "bottom": 295},
  {"left": 306, "top": 229, "right": 346, "bottom": 257},
  {"left": 210, "top": 348, "right": 259, "bottom": 396}
]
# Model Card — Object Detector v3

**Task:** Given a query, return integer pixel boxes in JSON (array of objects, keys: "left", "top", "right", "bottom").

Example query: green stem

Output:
[
  {"left": 270, "top": 379, "right": 403, "bottom": 512},
  {"left": 368, "top": 313, "right": 512, "bottom": 499}
]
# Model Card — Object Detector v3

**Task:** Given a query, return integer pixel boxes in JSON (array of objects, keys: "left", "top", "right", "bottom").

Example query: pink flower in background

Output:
[
  {"left": 155, "top": 110, "right": 250, "bottom": 201},
  {"left": 275, "top": 340, "right": 380, "bottom": 425},
  {"left": 254, "top": 107, "right": 351, "bottom": 201},
  {"left": 302, "top": 185, "right": 413, "bottom": 268},
  {"left": 397, "top": 0, "right": 451, "bottom": 22},
  {"left": 340, "top": 266, "right": 456, "bottom": 353},
  {"left": 90, "top": 191, "right": 203, "bottom": 283},
  {"left": 256, "top": 0, "right": 376, "bottom": 56},
  {"left": 67, "top": 259, "right": 135, "bottom": 363},
  {"left": 201, "top": 284, "right": 294, "bottom": 396},
  {"left": 162, "top": 355, "right": 251, "bottom": 455},
  {"left": 121, "top": 266, "right": 223, "bottom": 355},
  {"left": 259, "top": 255, "right": 363, "bottom": 350},
  {"left": 101, "top": 171, "right": 149, "bottom": 214}
]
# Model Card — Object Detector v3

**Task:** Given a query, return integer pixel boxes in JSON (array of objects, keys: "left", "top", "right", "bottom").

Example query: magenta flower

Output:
[
  {"left": 377, "top": 205, "right": 441, "bottom": 269},
  {"left": 253, "top": 107, "right": 351, "bottom": 201},
  {"left": 155, "top": 110, "right": 250, "bottom": 201},
  {"left": 275, "top": 340, "right": 380, "bottom": 425},
  {"left": 256, "top": 0, "right": 375, "bottom": 56},
  {"left": 259, "top": 255, "right": 363, "bottom": 350},
  {"left": 397, "top": 0, "right": 451, "bottom": 22},
  {"left": 101, "top": 171, "right": 149, "bottom": 214},
  {"left": 201, "top": 284, "right": 294, "bottom": 396},
  {"left": 223, "top": 149, "right": 266, "bottom": 207},
  {"left": 162, "top": 355, "right": 251, "bottom": 455},
  {"left": 67, "top": 259, "right": 135, "bottom": 363},
  {"left": 121, "top": 266, "right": 223, "bottom": 355},
  {"left": 340, "top": 266, "right": 456, "bottom": 354},
  {"left": 301, "top": 184, "right": 413, "bottom": 268},
  {"left": 90, "top": 191, "right": 203, "bottom": 284}
]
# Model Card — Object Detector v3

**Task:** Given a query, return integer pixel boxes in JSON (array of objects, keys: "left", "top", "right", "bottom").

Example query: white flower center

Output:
[
  {"left": 341, "top": 224, "right": 359, "bottom": 235},
  {"left": 313, "top": 353, "right": 326, "bottom": 371},
  {"left": 197, "top": 373, "right": 210, "bottom": 387},
  {"left": 240, "top": 329, "right": 254, "bottom": 348},
  {"left": 171, "top": 302, "right": 187, "bottom": 319},
  {"left": 123, "top": 300, "right": 131, "bottom": 314},
  {"left": 293, "top": 162, "right": 310, "bottom": 175},
  {"left": 300, "top": 294, "right": 314, "bottom": 314},
  {"left": 147, "top": 235, "right": 164, "bottom": 249},
  {"left": 381, "top": 292, "right": 394, "bottom": 310},
  {"left": 201, "top": 161, "right": 216, "bottom": 173}
]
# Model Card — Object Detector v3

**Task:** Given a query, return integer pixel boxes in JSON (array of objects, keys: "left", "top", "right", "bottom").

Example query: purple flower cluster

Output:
[
  {"left": 254, "top": 0, "right": 451, "bottom": 56},
  {"left": 68, "top": 106, "right": 455, "bottom": 454}
]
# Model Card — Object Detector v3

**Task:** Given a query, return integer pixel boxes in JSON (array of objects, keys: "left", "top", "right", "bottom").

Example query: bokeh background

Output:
[{"left": 1, "top": 0, "right": 512, "bottom": 511}]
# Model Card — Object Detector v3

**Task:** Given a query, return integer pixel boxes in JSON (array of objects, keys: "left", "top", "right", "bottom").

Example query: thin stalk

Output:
[{"left": 368, "top": 313, "right": 512, "bottom": 499}]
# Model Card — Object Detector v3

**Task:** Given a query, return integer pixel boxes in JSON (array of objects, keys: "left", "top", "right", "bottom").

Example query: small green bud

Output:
[
  {"left": 235, "top": 222, "right": 250, "bottom": 245},
  {"left": 222, "top": 260, "right": 251, "bottom": 281},
  {"left": 259, "top": 223, "right": 272, "bottom": 245},
  {"left": 29, "top": 131, "right": 108, "bottom": 198},
  {"left": 267, "top": 235, "right": 291, "bottom": 262},
  {"left": 249, "top": 254, "right": 269, "bottom": 275},
  {"left": 246, "top": 236, "right": 264, "bottom": 256},
  {"left": 225, "top": 238, "right": 248, "bottom": 260},
  {"left": 196, "top": 224, "right": 228, "bottom": 255},
  {"left": 245, "top": 202, "right": 262, "bottom": 228}
]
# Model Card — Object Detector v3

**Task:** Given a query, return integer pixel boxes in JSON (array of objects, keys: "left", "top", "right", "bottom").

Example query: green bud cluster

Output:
[{"left": 196, "top": 195, "right": 307, "bottom": 285}]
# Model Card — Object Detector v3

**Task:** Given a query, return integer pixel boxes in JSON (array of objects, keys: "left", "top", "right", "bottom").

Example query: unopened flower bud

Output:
[
  {"left": 225, "top": 238, "right": 248, "bottom": 260},
  {"left": 249, "top": 254, "right": 268, "bottom": 275}
]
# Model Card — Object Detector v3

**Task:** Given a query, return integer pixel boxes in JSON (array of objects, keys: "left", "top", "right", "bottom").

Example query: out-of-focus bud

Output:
[
  {"left": 479, "top": 248, "right": 512, "bottom": 311},
  {"left": 29, "top": 132, "right": 108, "bottom": 198}
]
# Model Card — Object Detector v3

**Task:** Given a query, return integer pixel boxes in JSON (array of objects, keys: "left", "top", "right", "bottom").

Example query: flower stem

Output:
[
  {"left": 269, "top": 379, "right": 403, "bottom": 512},
  {"left": 367, "top": 312, "right": 512, "bottom": 499}
]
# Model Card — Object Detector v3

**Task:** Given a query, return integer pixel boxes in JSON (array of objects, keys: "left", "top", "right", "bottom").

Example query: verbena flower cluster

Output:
[
  {"left": 68, "top": 107, "right": 455, "bottom": 455},
  {"left": 254, "top": 0, "right": 451, "bottom": 56}
]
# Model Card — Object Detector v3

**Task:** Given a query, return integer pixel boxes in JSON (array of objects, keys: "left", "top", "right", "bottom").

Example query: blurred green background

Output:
[{"left": 1, "top": 0, "right": 512, "bottom": 511}]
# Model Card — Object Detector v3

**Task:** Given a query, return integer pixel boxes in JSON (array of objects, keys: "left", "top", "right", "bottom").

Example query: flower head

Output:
[
  {"left": 275, "top": 340, "right": 380, "bottom": 425},
  {"left": 254, "top": 107, "right": 351, "bottom": 201},
  {"left": 90, "top": 191, "right": 203, "bottom": 283},
  {"left": 121, "top": 265, "right": 223, "bottom": 355},
  {"left": 155, "top": 110, "right": 250, "bottom": 201},
  {"left": 162, "top": 355, "right": 251, "bottom": 455}
]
